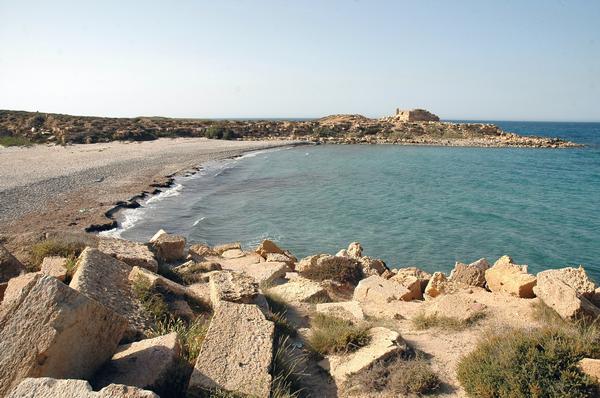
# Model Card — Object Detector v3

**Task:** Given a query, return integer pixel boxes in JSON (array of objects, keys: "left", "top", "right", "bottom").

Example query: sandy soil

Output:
[{"left": 0, "top": 138, "right": 302, "bottom": 259}]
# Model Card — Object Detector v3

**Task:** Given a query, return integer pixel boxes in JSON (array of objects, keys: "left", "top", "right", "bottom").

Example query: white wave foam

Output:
[{"left": 192, "top": 217, "right": 206, "bottom": 226}]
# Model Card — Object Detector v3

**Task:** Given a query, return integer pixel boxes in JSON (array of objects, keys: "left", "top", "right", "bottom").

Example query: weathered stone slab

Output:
[
  {"left": 208, "top": 252, "right": 265, "bottom": 271},
  {"left": 353, "top": 275, "right": 414, "bottom": 304},
  {"left": 422, "top": 293, "right": 487, "bottom": 322},
  {"left": 393, "top": 267, "right": 432, "bottom": 292},
  {"left": 149, "top": 231, "right": 186, "bottom": 263},
  {"left": 579, "top": 358, "right": 600, "bottom": 382},
  {"left": 221, "top": 248, "right": 245, "bottom": 259},
  {"left": 188, "top": 243, "right": 217, "bottom": 261},
  {"left": 316, "top": 301, "right": 365, "bottom": 321},
  {"left": 129, "top": 266, "right": 187, "bottom": 297},
  {"left": 318, "top": 327, "right": 406, "bottom": 383},
  {"left": 7, "top": 378, "right": 158, "bottom": 398},
  {"left": 93, "top": 332, "right": 181, "bottom": 395},
  {"left": 358, "top": 256, "right": 389, "bottom": 277},
  {"left": 534, "top": 268, "right": 600, "bottom": 320},
  {"left": 450, "top": 258, "right": 489, "bottom": 287},
  {"left": 40, "top": 256, "right": 68, "bottom": 281},
  {"left": 0, "top": 243, "right": 25, "bottom": 283},
  {"left": 188, "top": 301, "right": 274, "bottom": 398},
  {"left": 485, "top": 256, "right": 537, "bottom": 298},
  {"left": 266, "top": 252, "right": 295, "bottom": 268},
  {"left": 267, "top": 276, "right": 329, "bottom": 303},
  {"left": 0, "top": 274, "right": 127, "bottom": 397},
  {"left": 241, "top": 261, "right": 288, "bottom": 285},
  {"left": 98, "top": 237, "right": 158, "bottom": 272},
  {"left": 70, "top": 248, "right": 152, "bottom": 340},
  {"left": 209, "top": 271, "right": 259, "bottom": 306}
]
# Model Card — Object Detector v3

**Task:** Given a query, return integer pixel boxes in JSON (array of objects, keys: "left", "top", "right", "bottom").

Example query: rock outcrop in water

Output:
[
  {"left": 1, "top": 235, "right": 599, "bottom": 397},
  {"left": 0, "top": 109, "right": 580, "bottom": 148}
]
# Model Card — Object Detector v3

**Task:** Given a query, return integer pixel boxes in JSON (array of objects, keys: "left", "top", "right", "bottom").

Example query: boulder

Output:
[
  {"left": 98, "top": 238, "right": 158, "bottom": 272},
  {"left": 393, "top": 267, "right": 431, "bottom": 292},
  {"left": 211, "top": 252, "right": 265, "bottom": 271},
  {"left": 266, "top": 252, "right": 295, "bottom": 268},
  {"left": 188, "top": 302, "right": 274, "bottom": 398},
  {"left": 0, "top": 243, "right": 25, "bottom": 283},
  {"left": 93, "top": 333, "right": 181, "bottom": 395},
  {"left": 347, "top": 242, "right": 363, "bottom": 258},
  {"left": 336, "top": 249, "right": 349, "bottom": 258},
  {"left": 318, "top": 327, "right": 406, "bottom": 383},
  {"left": 188, "top": 243, "right": 217, "bottom": 261},
  {"left": 485, "top": 256, "right": 536, "bottom": 298},
  {"left": 316, "top": 301, "right": 365, "bottom": 321},
  {"left": 424, "top": 272, "right": 470, "bottom": 299},
  {"left": 267, "top": 276, "right": 329, "bottom": 303},
  {"left": 358, "top": 256, "right": 389, "bottom": 277},
  {"left": 213, "top": 242, "right": 242, "bottom": 255},
  {"left": 449, "top": 258, "right": 489, "bottom": 287},
  {"left": 422, "top": 293, "right": 487, "bottom": 323},
  {"left": 353, "top": 275, "right": 415, "bottom": 304},
  {"left": 391, "top": 274, "right": 422, "bottom": 300},
  {"left": 579, "top": 358, "right": 600, "bottom": 382},
  {"left": 0, "top": 274, "right": 127, "bottom": 396},
  {"left": 149, "top": 232, "right": 186, "bottom": 263},
  {"left": 40, "top": 256, "right": 68, "bottom": 281},
  {"left": 7, "top": 378, "right": 158, "bottom": 398},
  {"left": 239, "top": 261, "right": 288, "bottom": 285},
  {"left": 221, "top": 248, "right": 245, "bottom": 259},
  {"left": 533, "top": 268, "right": 600, "bottom": 320},
  {"left": 209, "top": 271, "right": 259, "bottom": 306},
  {"left": 255, "top": 239, "right": 284, "bottom": 258},
  {"left": 70, "top": 248, "right": 152, "bottom": 340}
]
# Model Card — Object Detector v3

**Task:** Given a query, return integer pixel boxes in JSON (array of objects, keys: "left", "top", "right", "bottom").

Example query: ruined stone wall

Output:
[{"left": 394, "top": 108, "right": 440, "bottom": 122}]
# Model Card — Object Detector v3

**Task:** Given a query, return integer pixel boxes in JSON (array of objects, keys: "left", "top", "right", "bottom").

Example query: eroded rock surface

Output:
[
  {"left": 188, "top": 301, "right": 274, "bottom": 397},
  {"left": 485, "top": 256, "right": 536, "bottom": 298},
  {"left": 353, "top": 275, "right": 414, "bottom": 304},
  {"left": 0, "top": 274, "right": 127, "bottom": 397},
  {"left": 7, "top": 378, "right": 158, "bottom": 398},
  {"left": 98, "top": 238, "right": 158, "bottom": 272}
]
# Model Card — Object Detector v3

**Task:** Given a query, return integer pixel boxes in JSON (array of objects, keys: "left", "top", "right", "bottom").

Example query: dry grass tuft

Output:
[
  {"left": 412, "top": 312, "right": 486, "bottom": 331},
  {"left": 31, "top": 239, "right": 85, "bottom": 268},
  {"left": 308, "top": 313, "right": 370, "bottom": 355},
  {"left": 149, "top": 316, "right": 209, "bottom": 364},
  {"left": 347, "top": 354, "right": 440, "bottom": 395}
]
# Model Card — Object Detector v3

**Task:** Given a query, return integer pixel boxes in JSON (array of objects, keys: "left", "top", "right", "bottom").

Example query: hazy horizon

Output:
[{"left": 1, "top": 0, "right": 599, "bottom": 122}]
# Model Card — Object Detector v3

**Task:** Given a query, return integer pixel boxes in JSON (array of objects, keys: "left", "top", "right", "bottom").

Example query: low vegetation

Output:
[
  {"left": 308, "top": 313, "right": 371, "bottom": 355},
  {"left": 301, "top": 263, "right": 363, "bottom": 285},
  {"left": 149, "top": 316, "right": 209, "bottom": 364},
  {"left": 132, "top": 275, "right": 170, "bottom": 320},
  {"left": 271, "top": 336, "right": 308, "bottom": 398},
  {"left": 456, "top": 326, "right": 600, "bottom": 397},
  {"left": 0, "top": 135, "right": 33, "bottom": 147},
  {"left": 412, "top": 312, "right": 486, "bottom": 331},
  {"left": 347, "top": 353, "right": 440, "bottom": 396},
  {"left": 30, "top": 238, "right": 86, "bottom": 268},
  {"left": 264, "top": 291, "right": 297, "bottom": 338}
]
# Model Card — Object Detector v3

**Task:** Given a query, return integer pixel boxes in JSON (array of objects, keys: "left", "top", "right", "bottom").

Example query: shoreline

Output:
[{"left": 0, "top": 138, "right": 307, "bottom": 264}]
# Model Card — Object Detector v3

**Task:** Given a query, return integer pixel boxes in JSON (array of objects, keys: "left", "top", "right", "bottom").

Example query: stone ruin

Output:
[{"left": 393, "top": 108, "right": 440, "bottom": 122}]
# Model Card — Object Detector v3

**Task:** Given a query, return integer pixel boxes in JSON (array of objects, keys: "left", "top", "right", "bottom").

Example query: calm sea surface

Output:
[{"left": 113, "top": 121, "right": 600, "bottom": 281}]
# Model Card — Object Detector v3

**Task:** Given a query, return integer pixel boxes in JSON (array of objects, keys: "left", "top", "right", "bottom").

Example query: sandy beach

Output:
[{"left": 0, "top": 138, "right": 299, "bottom": 240}]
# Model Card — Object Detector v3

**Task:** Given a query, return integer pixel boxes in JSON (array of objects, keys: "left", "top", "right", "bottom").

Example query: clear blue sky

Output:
[{"left": 1, "top": 0, "right": 599, "bottom": 121}]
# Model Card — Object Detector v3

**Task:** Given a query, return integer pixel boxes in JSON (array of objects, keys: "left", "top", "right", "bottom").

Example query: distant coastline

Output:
[{"left": 0, "top": 109, "right": 582, "bottom": 148}]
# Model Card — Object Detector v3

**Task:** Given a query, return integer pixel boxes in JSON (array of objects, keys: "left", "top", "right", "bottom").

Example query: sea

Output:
[{"left": 106, "top": 121, "right": 600, "bottom": 281}]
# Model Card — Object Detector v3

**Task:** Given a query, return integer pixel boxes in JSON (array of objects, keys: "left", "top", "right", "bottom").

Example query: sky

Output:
[{"left": 0, "top": 0, "right": 599, "bottom": 121}]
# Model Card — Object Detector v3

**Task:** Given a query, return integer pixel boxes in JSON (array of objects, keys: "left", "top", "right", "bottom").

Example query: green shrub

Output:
[
  {"left": 347, "top": 354, "right": 440, "bottom": 395},
  {"left": 0, "top": 136, "right": 33, "bottom": 147},
  {"left": 301, "top": 263, "right": 363, "bottom": 285},
  {"left": 31, "top": 239, "right": 86, "bottom": 267},
  {"left": 456, "top": 327, "right": 600, "bottom": 397},
  {"left": 412, "top": 312, "right": 485, "bottom": 332},
  {"left": 308, "top": 313, "right": 370, "bottom": 355},
  {"left": 132, "top": 275, "right": 169, "bottom": 321}
]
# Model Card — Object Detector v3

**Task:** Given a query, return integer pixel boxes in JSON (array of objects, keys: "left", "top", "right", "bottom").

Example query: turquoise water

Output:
[{"left": 117, "top": 122, "right": 600, "bottom": 281}]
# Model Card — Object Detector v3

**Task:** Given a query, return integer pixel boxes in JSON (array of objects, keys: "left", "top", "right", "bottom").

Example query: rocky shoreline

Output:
[
  {"left": 1, "top": 233, "right": 600, "bottom": 397},
  {"left": 0, "top": 110, "right": 582, "bottom": 148}
]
